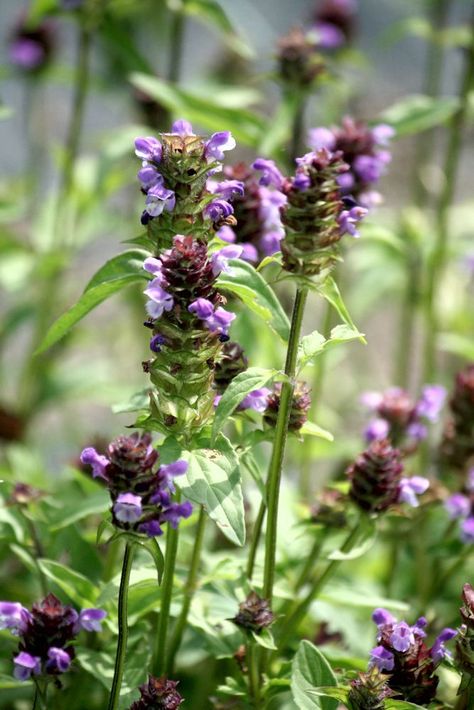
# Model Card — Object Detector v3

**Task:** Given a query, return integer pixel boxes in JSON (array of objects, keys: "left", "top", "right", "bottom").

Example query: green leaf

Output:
[
  {"left": 317, "top": 278, "right": 363, "bottom": 337},
  {"left": 304, "top": 687, "right": 349, "bottom": 704},
  {"left": 181, "top": 1, "right": 254, "bottom": 59},
  {"left": 379, "top": 95, "right": 459, "bottom": 137},
  {"left": 137, "top": 537, "right": 165, "bottom": 584},
  {"left": 0, "top": 674, "right": 33, "bottom": 689},
  {"left": 299, "top": 421, "right": 334, "bottom": 441},
  {"left": 211, "top": 367, "right": 276, "bottom": 441},
  {"left": 36, "top": 249, "right": 148, "bottom": 353},
  {"left": 112, "top": 389, "right": 151, "bottom": 414},
  {"left": 38, "top": 560, "right": 97, "bottom": 606},
  {"left": 298, "top": 325, "right": 364, "bottom": 371},
  {"left": 251, "top": 628, "right": 277, "bottom": 650},
  {"left": 179, "top": 434, "right": 245, "bottom": 546},
  {"left": 130, "top": 73, "right": 264, "bottom": 147},
  {"left": 291, "top": 640, "right": 338, "bottom": 710},
  {"left": 218, "top": 259, "right": 290, "bottom": 341},
  {"left": 385, "top": 702, "right": 427, "bottom": 710},
  {"left": 96, "top": 518, "right": 114, "bottom": 545},
  {"left": 327, "top": 517, "right": 377, "bottom": 561},
  {"left": 439, "top": 333, "right": 474, "bottom": 361},
  {"left": 49, "top": 490, "right": 110, "bottom": 531}
]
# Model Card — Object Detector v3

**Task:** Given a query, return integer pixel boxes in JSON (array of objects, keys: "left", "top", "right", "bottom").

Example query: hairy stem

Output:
[
  {"left": 107, "top": 542, "right": 136, "bottom": 710},
  {"left": 423, "top": 8, "right": 474, "bottom": 382},
  {"left": 153, "top": 513, "right": 180, "bottom": 675},
  {"left": 166, "top": 506, "right": 206, "bottom": 673},
  {"left": 262, "top": 287, "right": 308, "bottom": 601}
]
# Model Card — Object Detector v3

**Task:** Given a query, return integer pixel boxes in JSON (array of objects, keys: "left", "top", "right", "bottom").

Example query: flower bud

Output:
[
  {"left": 129, "top": 675, "right": 183, "bottom": 709},
  {"left": 263, "top": 381, "right": 311, "bottom": 432},
  {"left": 441, "top": 364, "right": 474, "bottom": 471},
  {"left": 348, "top": 439, "right": 403, "bottom": 513},
  {"left": 348, "top": 668, "right": 394, "bottom": 710},
  {"left": 231, "top": 592, "right": 274, "bottom": 634},
  {"left": 277, "top": 26, "right": 326, "bottom": 87}
]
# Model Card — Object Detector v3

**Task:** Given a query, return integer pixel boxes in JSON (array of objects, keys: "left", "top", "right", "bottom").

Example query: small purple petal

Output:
[
  {"left": 430, "top": 628, "right": 457, "bottom": 665},
  {"left": 46, "top": 647, "right": 71, "bottom": 673},
  {"left": 114, "top": 493, "right": 142, "bottom": 523},
  {"left": 369, "top": 646, "right": 395, "bottom": 672},
  {"left": 78, "top": 608, "right": 107, "bottom": 632},
  {"left": 416, "top": 384, "right": 446, "bottom": 421},
  {"left": 252, "top": 158, "right": 284, "bottom": 189},
  {"left": 205, "top": 132, "right": 236, "bottom": 162},
  {"left": 361, "top": 391, "right": 383, "bottom": 410},
  {"left": 144, "top": 281, "right": 174, "bottom": 319},
  {"left": 188, "top": 298, "right": 215, "bottom": 320},
  {"left": 80, "top": 447, "right": 109, "bottom": 480},
  {"left": 240, "top": 388, "right": 271, "bottom": 413},
  {"left": 143, "top": 257, "right": 163, "bottom": 277},
  {"left": 171, "top": 119, "right": 194, "bottom": 136},
  {"left": 372, "top": 608, "right": 395, "bottom": 627},
  {"left": 216, "top": 225, "right": 236, "bottom": 243},
  {"left": 139, "top": 519, "right": 164, "bottom": 537},
  {"left": 445, "top": 493, "right": 471, "bottom": 520},
  {"left": 338, "top": 205, "right": 368, "bottom": 237},
  {"left": 137, "top": 165, "right": 163, "bottom": 190},
  {"left": 312, "top": 21, "right": 345, "bottom": 48},
  {"left": 13, "top": 652, "right": 41, "bottom": 681},
  {"left": 240, "top": 243, "right": 259, "bottom": 263},
  {"left": 460, "top": 517, "right": 474, "bottom": 544},
  {"left": 213, "top": 180, "right": 245, "bottom": 201},
  {"left": 205, "top": 307, "right": 236, "bottom": 336},
  {"left": 145, "top": 184, "right": 176, "bottom": 217},
  {"left": 364, "top": 418, "right": 390, "bottom": 442},
  {"left": 204, "top": 199, "right": 234, "bottom": 222},
  {"left": 390, "top": 621, "right": 415, "bottom": 652},
  {"left": 160, "top": 460, "right": 188, "bottom": 477},
  {"left": 398, "top": 477, "right": 430, "bottom": 508},
  {"left": 372, "top": 124, "right": 395, "bottom": 146},
  {"left": 134, "top": 136, "right": 162, "bottom": 163},
  {"left": 211, "top": 245, "right": 244, "bottom": 275},
  {"left": 0, "top": 602, "right": 29, "bottom": 632},
  {"left": 307, "top": 127, "right": 336, "bottom": 152},
  {"left": 150, "top": 333, "right": 166, "bottom": 353}
]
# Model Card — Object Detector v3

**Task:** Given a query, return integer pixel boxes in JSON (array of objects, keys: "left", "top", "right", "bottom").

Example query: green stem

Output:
[
  {"left": 246, "top": 499, "right": 266, "bottom": 580},
  {"left": 454, "top": 684, "right": 472, "bottom": 710},
  {"left": 21, "top": 512, "right": 48, "bottom": 596},
  {"left": 153, "top": 515, "right": 180, "bottom": 675},
  {"left": 423, "top": 8, "right": 474, "bottom": 382},
  {"left": 166, "top": 507, "right": 206, "bottom": 673},
  {"left": 289, "top": 91, "right": 306, "bottom": 164},
  {"left": 278, "top": 518, "right": 361, "bottom": 647},
  {"left": 167, "top": 10, "right": 185, "bottom": 85},
  {"left": 32, "top": 681, "right": 48, "bottom": 710},
  {"left": 262, "top": 287, "right": 308, "bottom": 601},
  {"left": 294, "top": 529, "right": 328, "bottom": 592},
  {"left": 246, "top": 641, "right": 261, "bottom": 707},
  {"left": 107, "top": 542, "right": 136, "bottom": 710}
]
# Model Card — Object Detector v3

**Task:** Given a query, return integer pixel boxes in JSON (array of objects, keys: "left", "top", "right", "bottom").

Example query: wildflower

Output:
[
  {"left": 444, "top": 493, "right": 471, "bottom": 519},
  {"left": 80, "top": 447, "right": 109, "bottom": 480},
  {"left": 264, "top": 381, "right": 311, "bottom": 431},
  {"left": 134, "top": 136, "right": 162, "bottom": 163},
  {"left": 145, "top": 183, "right": 176, "bottom": 217},
  {"left": 313, "top": 0, "right": 357, "bottom": 48},
  {"left": 9, "top": 17, "right": 55, "bottom": 73},
  {"left": 369, "top": 646, "right": 394, "bottom": 672},
  {"left": 130, "top": 675, "right": 184, "bottom": 709},
  {"left": 144, "top": 281, "right": 174, "bottom": 320},
  {"left": 251, "top": 159, "right": 284, "bottom": 189},
  {"left": 1, "top": 594, "right": 105, "bottom": 681},
  {"left": 277, "top": 26, "right": 325, "bottom": 87},
  {"left": 203, "top": 199, "right": 234, "bottom": 225},
  {"left": 204, "top": 132, "right": 236, "bottom": 162},
  {"left": 441, "top": 364, "right": 474, "bottom": 470},
  {"left": 231, "top": 592, "right": 274, "bottom": 633},
  {"left": 81, "top": 433, "right": 192, "bottom": 536},
  {"left": 460, "top": 517, "right": 474, "bottom": 543},
  {"left": 348, "top": 439, "right": 403, "bottom": 513},
  {"left": 212, "top": 180, "right": 245, "bottom": 201},
  {"left": 348, "top": 667, "right": 395, "bottom": 709},
  {"left": 397, "top": 476, "right": 429, "bottom": 507}
]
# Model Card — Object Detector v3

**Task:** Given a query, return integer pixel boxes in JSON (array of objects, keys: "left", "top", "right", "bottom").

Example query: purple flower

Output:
[
  {"left": 13, "top": 652, "right": 41, "bottom": 681},
  {"left": 252, "top": 158, "right": 284, "bottom": 189},
  {"left": 293, "top": 170, "right": 312, "bottom": 191},
  {"left": 188, "top": 298, "right": 215, "bottom": 320},
  {"left": 205, "top": 307, "right": 236, "bottom": 337},
  {"left": 216, "top": 225, "right": 236, "bottom": 243},
  {"left": 390, "top": 621, "right": 415, "bottom": 652},
  {"left": 361, "top": 391, "right": 383, "bottom": 410},
  {"left": 213, "top": 180, "right": 245, "bottom": 201},
  {"left": 211, "top": 245, "right": 243, "bottom": 275},
  {"left": 78, "top": 608, "right": 107, "bottom": 632},
  {"left": 9, "top": 39, "right": 45, "bottom": 70},
  {"left": 260, "top": 231, "right": 283, "bottom": 256},
  {"left": 205, "top": 132, "right": 236, "bottom": 162},
  {"left": 398, "top": 476, "right": 429, "bottom": 507},
  {"left": 150, "top": 333, "right": 166, "bottom": 353},
  {"left": 158, "top": 460, "right": 189, "bottom": 493},
  {"left": 144, "top": 281, "right": 174, "bottom": 319},
  {"left": 240, "top": 388, "right": 271, "bottom": 413},
  {"left": 461, "top": 517, "right": 474, "bottom": 544},
  {"left": 364, "top": 418, "right": 390, "bottom": 442},
  {"left": 413, "top": 616, "right": 428, "bottom": 637},
  {"left": 312, "top": 21, "right": 345, "bottom": 48},
  {"left": 240, "top": 243, "right": 259, "bottom": 263},
  {"left": 372, "top": 608, "right": 395, "bottom": 627},
  {"left": 134, "top": 136, "right": 162, "bottom": 163},
  {"left": 113, "top": 493, "right": 143, "bottom": 523},
  {"left": 353, "top": 155, "right": 386, "bottom": 183},
  {"left": 430, "top": 628, "right": 457, "bottom": 665},
  {"left": 416, "top": 385, "right": 446, "bottom": 421},
  {"left": 371, "top": 124, "right": 395, "bottom": 147},
  {"left": 80, "top": 447, "right": 109, "bottom": 480},
  {"left": 0, "top": 602, "right": 29, "bottom": 633},
  {"left": 369, "top": 645, "right": 394, "bottom": 672},
  {"left": 46, "top": 647, "right": 71, "bottom": 674},
  {"left": 145, "top": 183, "right": 176, "bottom": 217},
  {"left": 467, "top": 468, "right": 474, "bottom": 493},
  {"left": 338, "top": 205, "right": 367, "bottom": 237},
  {"left": 138, "top": 165, "right": 163, "bottom": 191},
  {"left": 445, "top": 493, "right": 471, "bottom": 520},
  {"left": 139, "top": 520, "right": 164, "bottom": 537},
  {"left": 171, "top": 119, "right": 194, "bottom": 136},
  {"left": 162, "top": 501, "right": 193, "bottom": 528},
  {"left": 204, "top": 199, "right": 234, "bottom": 222},
  {"left": 406, "top": 421, "right": 428, "bottom": 441},
  {"left": 143, "top": 256, "right": 163, "bottom": 277}
]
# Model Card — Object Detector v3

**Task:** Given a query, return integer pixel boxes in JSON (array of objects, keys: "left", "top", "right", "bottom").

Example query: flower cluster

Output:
[
  {"left": 252, "top": 150, "right": 367, "bottom": 276},
  {"left": 9, "top": 16, "right": 55, "bottom": 73},
  {"left": 361, "top": 384, "right": 446, "bottom": 450},
  {"left": 263, "top": 381, "right": 311, "bottom": 432},
  {"left": 135, "top": 120, "right": 240, "bottom": 248},
  {"left": 277, "top": 26, "right": 326, "bottom": 88},
  {"left": 443, "top": 467, "right": 474, "bottom": 544},
  {"left": 129, "top": 675, "right": 183, "bottom": 710},
  {"left": 347, "top": 439, "right": 429, "bottom": 513},
  {"left": 308, "top": 117, "right": 394, "bottom": 208},
  {"left": 81, "top": 432, "right": 192, "bottom": 537},
  {"left": 0, "top": 594, "right": 105, "bottom": 682},
  {"left": 220, "top": 162, "right": 287, "bottom": 262},
  {"left": 312, "top": 0, "right": 357, "bottom": 50},
  {"left": 368, "top": 608, "right": 456, "bottom": 704},
  {"left": 456, "top": 583, "right": 474, "bottom": 681},
  {"left": 441, "top": 363, "right": 474, "bottom": 471},
  {"left": 348, "top": 667, "right": 394, "bottom": 710},
  {"left": 231, "top": 592, "right": 275, "bottom": 634}
]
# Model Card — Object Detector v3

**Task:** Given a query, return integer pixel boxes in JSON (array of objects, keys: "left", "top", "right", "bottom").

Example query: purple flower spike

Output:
[
  {"left": 445, "top": 493, "right": 471, "bottom": 520},
  {"left": 0, "top": 602, "right": 29, "bottom": 632},
  {"left": 364, "top": 418, "right": 390, "bottom": 442},
  {"left": 144, "top": 281, "right": 174, "bottom": 319},
  {"left": 13, "top": 652, "right": 41, "bottom": 681},
  {"left": 46, "top": 647, "right": 71, "bottom": 673},
  {"left": 80, "top": 447, "right": 109, "bottom": 480},
  {"left": 240, "top": 388, "right": 271, "bottom": 413},
  {"left": 398, "top": 476, "right": 429, "bottom": 507},
  {"left": 430, "top": 628, "right": 457, "bottom": 665},
  {"left": 134, "top": 136, "right": 162, "bottom": 163},
  {"left": 188, "top": 298, "right": 215, "bottom": 320},
  {"left": 205, "top": 131, "right": 236, "bottom": 162},
  {"left": 338, "top": 205, "right": 367, "bottom": 237},
  {"left": 372, "top": 124, "right": 395, "bottom": 146},
  {"left": 307, "top": 127, "right": 336, "bottom": 151},
  {"left": 461, "top": 517, "right": 474, "bottom": 544},
  {"left": 390, "top": 621, "right": 415, "bottom": 652},
  {"left": 114, "top": 493, "right": 143, "bottom": 523},
  {"left": 369, "top": 645, "right": 394, "bottom": 672},
  {"left": 171, "top": 119, "right": 195, "bottom": 136},
  {"left": 204, "top": 199, "right": 234, "bottom": 222},
  {"left": 78, "top": 608, "right": 107, "bottom": 632},
  {"left": 252, "top": 158, "right": 284, "bottom": 189},
  {"left": 211, "top": 244, "right": 243, "bottom": 275},
  {"left": 145, "top": 183, "right": 176, "bottom": 217},
  {"left": 416, "top": 385, "right": 446, "bottom": 421},
  {"left": 372, "top": 608, "right": 395, "bottom": 627}
]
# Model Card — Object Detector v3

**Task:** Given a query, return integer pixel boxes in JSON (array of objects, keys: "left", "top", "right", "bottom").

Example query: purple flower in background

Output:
[
  {"left": 312, "top": 21, "right": 345, "bottom": 48},
  {"left": 205, "top": 132, "right": 236, "bottom": 162},
  {"left": 416, "top": 385, "right": 446, "bottom": 421},
  {"left": 390, "top": 621, "right": 415, "bottom": 652},
  {"left": 307, "top": 127, "right": 336, "bottom": 151},
  {"left": 114, "top": 492, "right": 143, "bottom": 523},
  {"left": 204, "top": 199, "right": 234, "bottom": 223},
  {"left": 364, "top": 418, "right": 390, "bottom": 441},
  {"left": 293, "top": 169, "right": 312, "bottom": 190},
  {"left": 372, "top": 608, "right": 395, "bottom": 628},
  {"left": 144, "top": 281, "right": 174, "bottom": 319},
  {"left": 398, "top": 476, "right": 429, "bottom": 507},
  {"left": 46, "top": 647, "right": 71, "bottom": 674},
  {"left": 9, "top": 39, "right": 45, "bottom": 70},
  {"left": 188, "top": 298, "right": 215, "bottom": 320},
  {"left": 145, "top": 183, "right": 176, "bottom": 217},
  {"left": 372, "top": 124, "right": 395, "bottom": 146},
  {"left": 216, "top": 225, "right": 236, "bottom": 243},
  {"left": 461, "top": 517, "right": 474, "bottom": 544},
  {"left": 353, "top": 154, "right": 387, "bottom": 183},
  {"left": 430, "top": 628, "right": 457, "bottom": 665},
  {"left": 241, "top": 242, "right": 259, "bottom": 263},
  {"left": 213, "top": 180, "right": 245, "bottom": 201},
  {"left": 211, "top": 245, "right": 243, "bottom": 275},
  {"left": 78, "top": 608, "right": 107, "bottom": 632},
  {"left": 0, "top": 602, "right": 29, "bottom": 633},
  {"left": 338, "top": 205, "right": 367, "bottom": 237},
  {"left": 369, "top": 645, "right": 394, "bottom": 672},
  {"left": 445, "top": 493, "right": 471, "bottom": 520},
  {"left": 252, "top": 158, "right": 284, "bottom": 189},
  {"left": 134, "top": 136, "right": 162, "bottom": 163},
  {"left": 13, "top": 652, "right": 41, "bottom": 681},
  {"left": 240, "top": 388, "right": 271, "bottom": 413},
  {"left": 260, "top": 231, "right": 283, "bottom": 256},
  {"left": 158, "top": 460, "right": 189, "bottom": 493},
  {"left": 80, "top": 447, "right": 109, "bottom": 480},
  {"left": 171, "top": 118, "right": 195, "bottom": 136}
]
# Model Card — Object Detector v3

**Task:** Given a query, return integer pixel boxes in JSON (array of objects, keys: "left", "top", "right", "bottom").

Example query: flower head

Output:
[
  {"left": 205, "top": 132, "right": 236, "bottom": 162},
  {"left": 130, "top": 675, "right": 184, "bottom": 710},
  {"left": 231, "top": 592, "right": 274, "bottom": 633}
]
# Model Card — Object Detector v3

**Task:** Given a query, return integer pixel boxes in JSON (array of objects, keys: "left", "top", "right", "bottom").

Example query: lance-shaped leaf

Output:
[
  {"left": 137, "top": 537, "right": 165, "bottom": 585},
  {"left": 317, "top": 278, "right": 365, "bottom": 340},
  {"left": 379, "top": 94, "right": 459, "bottom": 137},
  {"left": 38, "top": 560, "right": 97, "bottom": 606},
  {"left": 291, "top": 640, "right": 338, "bottom": 710},
  {"left": 327, "top": 516, "right": 377, "bottom": 561},
  {"left": 298, "top": 324, "right": 365, "bottom": 371},
  {"left": 218, "top": 259, "right": 290, "bottom": 341},
  {"left": 36, "top": 249, "right": 148, "bottom": 354}
]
